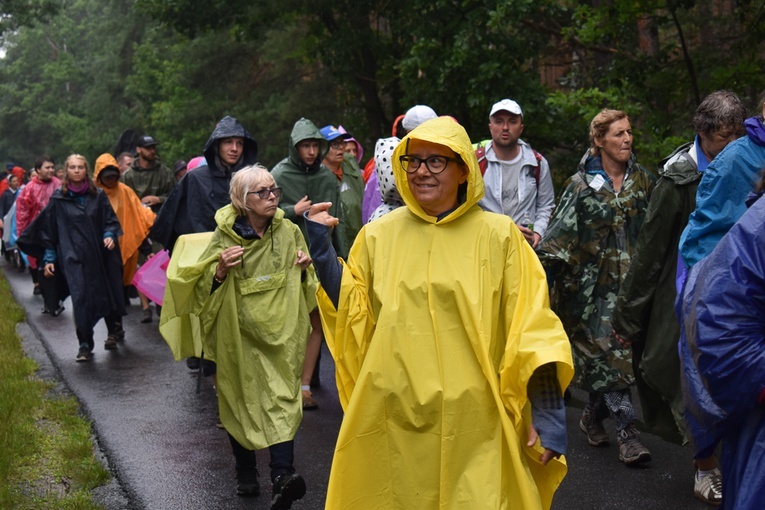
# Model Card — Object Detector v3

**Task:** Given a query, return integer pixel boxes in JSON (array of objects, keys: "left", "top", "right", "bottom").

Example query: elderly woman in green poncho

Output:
[{"left": 161, "top": 165, "right": 317, "bottom": 510}]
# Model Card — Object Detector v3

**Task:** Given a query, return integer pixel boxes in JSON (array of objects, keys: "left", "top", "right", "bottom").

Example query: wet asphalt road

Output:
[{"left": 4, "top": 261, "right": 712, "bottom": 510}]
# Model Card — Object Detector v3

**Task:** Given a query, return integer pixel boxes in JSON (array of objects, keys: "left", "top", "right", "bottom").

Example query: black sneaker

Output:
[
  {"left": 75, "top": 347, "right": 92, "bottom": 362},
  {"left": 50, "top": 305, "right": 65, "bottom": 317},
  {"left": 141, "top": 307, "right": 152, "bottom": 323},
  {"left": 186, "top": 357, "right": 201, "bottom": 370},
  {"left": 271, "top": 473, "right": 306, "bottom": 509},
  {"left": 236, "top": 468, "right": 260, "bottom": 497},
  {"left": 33, "top": 285, "right": 42, "bottom": 295}
]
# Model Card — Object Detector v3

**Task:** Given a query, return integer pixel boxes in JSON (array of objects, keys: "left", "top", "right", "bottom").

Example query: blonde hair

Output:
[
  {"left": 229, "top": 164, "right": 275, "bottom": 216},
  {"left": 62, "top": 154, "right": 96, "bottom": 195},
  {"left": 589, "top": 109, "right": 629, "bottom": 156}
]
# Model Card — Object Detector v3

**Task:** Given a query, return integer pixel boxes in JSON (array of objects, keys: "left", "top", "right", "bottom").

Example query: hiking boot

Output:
[
  {"left": 104, "top": 335, "right": 118, "bottom": 350},
  {"left": 141, "top": 307, "right": 152, "bottom": 323},
  {"left": 76, "top": 347, "right": 92, "bottom": 362},
  {"left": 579, "top": 407, "right": 609, "bottom": 446},
  {"left": 302, "top": 389, "right": 318, "bottom": 411},
  {"left": 694, "top": 468, "right": 722, "bottom": 506},
  {"left": 271, "top": 473, "right": 306, "bottom": 509},
  {"left": 617, "top": 425, "right": 652, "bottom": 465},
  {"left": 235, "top": 467, "right": 260, "bottom": 497}
]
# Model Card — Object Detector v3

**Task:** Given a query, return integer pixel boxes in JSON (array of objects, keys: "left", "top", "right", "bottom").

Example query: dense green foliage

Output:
[{"left": 0, "top": 0, "right": 763, "bottom": 183}]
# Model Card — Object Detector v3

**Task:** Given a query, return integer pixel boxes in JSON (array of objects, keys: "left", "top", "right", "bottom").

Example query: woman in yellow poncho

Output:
[
  {"left": 305, "top": 117, "right": 574, "bottom": 509},
  {"left": 160, "top": 165, "right": 317, "bottom": 509}
]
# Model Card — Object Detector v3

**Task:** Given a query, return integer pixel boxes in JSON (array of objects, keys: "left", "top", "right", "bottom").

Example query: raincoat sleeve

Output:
[
  {"left": 679, "top": 145, "right": 758, "bottom": 268},
  {"left": 150, "top": 182, "right": 184, "bottom": 250},
  {"left": 501, "top": 226, "right": 574, "bottom": 509},
  {"left": 500, "top": 227, "right": 574, "bottom": 419},
  {"left": 99, "top": 191, "right": 123, "bottom": 239},
  {"left": 116, "top": 184, "right": 155, "bottom": 263},
  {"left": 14, "top": 186, "right": 34, "bottom": 236},
  {"left": 613, "top": 178, "right": 681, "bottom": 341},
  {"left": 537, "top": 177, "right": 583, "bottom": 278},
  {"left": 685, "top": 198, "right": 765, "bottom": 418},
  {"left": 315, "top": 231, "right": 376, "bottom": 410},
  {"left": 16, "top": 199, "right": 58, "bottom": 261}
]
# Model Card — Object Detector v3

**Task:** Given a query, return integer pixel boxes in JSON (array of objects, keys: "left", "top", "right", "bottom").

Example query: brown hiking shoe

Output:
[
  {"left": 617, "top": 425, "right": 652, "bottom": 465},
  {"left": 580, "top": 406, "right": 610, "bottom": 446}
]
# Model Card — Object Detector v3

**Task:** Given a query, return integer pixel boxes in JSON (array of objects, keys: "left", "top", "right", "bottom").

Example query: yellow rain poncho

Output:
[
  {"left": 160, "top": 205, "right": 317, "bottom": 449},
  {"left": 318, "top": 117, "right": 574, "bottom": 509}
]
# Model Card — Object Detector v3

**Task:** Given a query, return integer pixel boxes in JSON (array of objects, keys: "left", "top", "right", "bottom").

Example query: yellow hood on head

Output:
[{"left": 391, "top": 116, "right": 484, "bottom": 224}]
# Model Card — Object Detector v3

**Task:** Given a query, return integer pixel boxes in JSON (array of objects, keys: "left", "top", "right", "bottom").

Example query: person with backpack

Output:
[{"left": 476, "top": 99, "right": 555, "bottom": 248}]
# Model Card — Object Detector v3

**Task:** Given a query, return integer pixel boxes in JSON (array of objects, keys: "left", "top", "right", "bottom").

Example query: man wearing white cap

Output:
[{"left": 477, "top": 99, "right": 555, "bottom": 248}]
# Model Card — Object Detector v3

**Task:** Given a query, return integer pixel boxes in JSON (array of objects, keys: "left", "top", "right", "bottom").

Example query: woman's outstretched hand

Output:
[{"left": 306, "top": 202, "right": 339, "bottom": 228}]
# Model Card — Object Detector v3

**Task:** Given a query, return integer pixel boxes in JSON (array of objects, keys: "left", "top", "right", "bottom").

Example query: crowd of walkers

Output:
[{"left": 2, "top": 89, "right": 765, "bottom": 509}]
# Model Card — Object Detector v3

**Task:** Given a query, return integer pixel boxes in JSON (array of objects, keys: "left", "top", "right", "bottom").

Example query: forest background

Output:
[{"left": 0, "top": 0, "right": 763, "bottom": 186}]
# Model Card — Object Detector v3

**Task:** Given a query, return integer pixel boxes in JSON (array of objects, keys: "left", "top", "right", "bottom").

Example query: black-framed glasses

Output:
[
  {"left": 329, "top": 141, "right": 345, "bottom": 150},
  {"left": 247, "top": 187, "right": 283, "bottom": 199},
  {"left": 399, "top": 155, "right": 456, "bottom": 174}
]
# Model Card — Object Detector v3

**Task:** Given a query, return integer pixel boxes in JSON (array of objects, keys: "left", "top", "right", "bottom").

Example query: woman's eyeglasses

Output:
[
  {"left": 247, "top": 187, "right": 283, "bottom": 199},
  {"left": 399, "top": 155, "right": 456, "bottom": 174}
]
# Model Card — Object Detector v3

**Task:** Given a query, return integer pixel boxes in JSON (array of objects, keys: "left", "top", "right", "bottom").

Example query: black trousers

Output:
[
  {"left": 228, "top": 432, "right": 295, "bottom": 482},
  {"left": 76, "top": 313, "right": 123, "bottom": 351},
  {"left": 37, "top": 267, "right": 63, "bottom": 312}
]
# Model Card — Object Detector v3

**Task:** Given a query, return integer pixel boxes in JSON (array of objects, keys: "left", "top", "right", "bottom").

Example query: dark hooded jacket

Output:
[
  {"left": 17, "top": 185, "right": 125, "bottom": 332},
  {"left": 611, "top": 141, "right": 701, "bottom": 443},
  {"left": 270, "top": 118, "right": 343, "bottom": 255},
  {"left": 151, "top": 116, "right": 258, "bottom": 251}
]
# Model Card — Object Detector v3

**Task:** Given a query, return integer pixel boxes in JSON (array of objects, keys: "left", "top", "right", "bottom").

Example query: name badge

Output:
[{"left": 589, "top": 174, "right": 605, "bottom": 191}]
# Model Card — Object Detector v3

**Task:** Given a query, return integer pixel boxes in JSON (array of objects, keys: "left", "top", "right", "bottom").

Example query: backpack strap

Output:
[
  {"left": 477, "top": 144, "right": 543, "bottom": 183},
  {"left": 475, "top": 144, "right": 488, "bottom": 176},
  {"left": 532, "top": 149, "right": 543, "bottom": 187}
]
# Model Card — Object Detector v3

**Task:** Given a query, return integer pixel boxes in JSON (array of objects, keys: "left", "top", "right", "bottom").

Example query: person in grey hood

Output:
[{"left": 151, "top": 115, "right": 258, "bottom": 252}]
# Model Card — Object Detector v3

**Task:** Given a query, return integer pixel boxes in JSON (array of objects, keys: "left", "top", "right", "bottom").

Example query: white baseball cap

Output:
[
  {"left": 489, "top": 99, "right": 523, "bottom": 118},
  {"left": 402, "top": 105, "right": 438, "bottom": 132}
]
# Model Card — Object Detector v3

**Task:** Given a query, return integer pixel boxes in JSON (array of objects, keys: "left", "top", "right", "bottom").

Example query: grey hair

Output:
[
  {"left": 229, "top": 164, "right": 275, "bottom": 216},
  {"left": 693, "top": 90, "right": 748, "bottom": 136}
]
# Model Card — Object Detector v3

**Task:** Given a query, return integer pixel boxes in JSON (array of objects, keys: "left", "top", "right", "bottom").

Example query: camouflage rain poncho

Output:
[{"left": 538, "top": 151, "right": 654, "bottom": 393}]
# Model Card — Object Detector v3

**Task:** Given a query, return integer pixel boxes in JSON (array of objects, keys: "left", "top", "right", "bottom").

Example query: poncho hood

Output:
[
  {"left": 202, "top": 115, "right": 258, "bottom": 173},
  {"left": 286, "top": 118, "right": 328, "bottom": 171},
  {"left": 94, "top": 153, "right": 120, "bottom": 186},
  {"left": 214, "top": 202, "right": 285, "bottom": 240},
  {"left": 392, "top": 116, "right": 485, "bottom": 224}
]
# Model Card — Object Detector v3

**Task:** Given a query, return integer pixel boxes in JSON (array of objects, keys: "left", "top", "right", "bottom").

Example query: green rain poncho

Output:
[
  {"left": 160, "top": 205, "right": 317, "bottom": 449},
  {"left": 316, "top": 117, "right": 574, "bottom": 509}
]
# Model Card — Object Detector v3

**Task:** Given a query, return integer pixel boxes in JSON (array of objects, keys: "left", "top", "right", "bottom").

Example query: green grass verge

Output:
[{"left": 0, "top": 272, "right": 110, "bottom": 509}]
